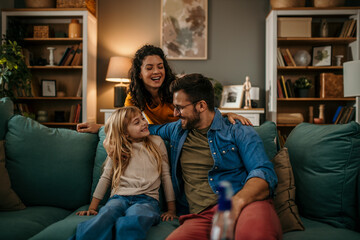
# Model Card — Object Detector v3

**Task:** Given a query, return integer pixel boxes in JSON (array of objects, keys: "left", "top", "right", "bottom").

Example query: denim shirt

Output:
[{"left": 149, "top": 109, "right": 277, "bottom": 215}]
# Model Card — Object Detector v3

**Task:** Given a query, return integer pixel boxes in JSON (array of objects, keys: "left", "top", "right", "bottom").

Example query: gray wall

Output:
[{"left": 97, "top": 0, "right": 270, "bottom": 123}]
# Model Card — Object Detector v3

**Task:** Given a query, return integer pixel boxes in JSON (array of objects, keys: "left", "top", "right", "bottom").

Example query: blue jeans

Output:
[{"left": 71, "top": 194, "right": 160, "bottom": 240}]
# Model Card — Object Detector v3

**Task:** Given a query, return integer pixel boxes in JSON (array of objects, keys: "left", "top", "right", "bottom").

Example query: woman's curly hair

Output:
[{"left": 128, "top": 45, "right": 176, "bottom": 110}]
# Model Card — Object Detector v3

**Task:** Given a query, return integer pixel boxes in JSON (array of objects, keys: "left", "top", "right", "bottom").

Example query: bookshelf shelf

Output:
[
  {"left": 28, "top": 66, "right": 83, "bottom": 69},
  {"left": 278, "top": 66, "right": 343, "bottom": 70},
  {"left": 266, "top": 8, "right": 359, "bottom": 144},
  {"left": 278, "top": 37, "right": 356, "bottom": 44},
  {"left": 3, "top": 9, "right": 97, "bottom": 128},
  {"left": 277, "top": 97, "right": 355, "bottom": 101},
  {"left": 24, "top": 38, "right": 83, "bottom": 42},
  {"left": 17, "top": 97, "right": 82, "bottom": 100}
]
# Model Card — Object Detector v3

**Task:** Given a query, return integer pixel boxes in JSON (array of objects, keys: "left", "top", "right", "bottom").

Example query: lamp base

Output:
[{"left": 114, "top": 85, "right": 127, "bottom": 107}]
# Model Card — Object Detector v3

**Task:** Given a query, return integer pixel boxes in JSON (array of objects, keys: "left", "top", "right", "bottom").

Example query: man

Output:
[{"left": 149, "top": 73, "right": 282, "bottom": 240}]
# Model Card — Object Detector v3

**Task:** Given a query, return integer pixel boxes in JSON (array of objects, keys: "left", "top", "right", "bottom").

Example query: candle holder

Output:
[{"left": 47, "top": 47, "right": 56, "bottom": 66}]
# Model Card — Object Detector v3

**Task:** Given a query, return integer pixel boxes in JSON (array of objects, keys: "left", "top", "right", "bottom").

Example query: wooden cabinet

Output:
[
  {"left": 1, "top": 9, "right": 97, "bottom": 128},
  {"left": 266, "top": 8, "right": 359, "bottom": 137}
]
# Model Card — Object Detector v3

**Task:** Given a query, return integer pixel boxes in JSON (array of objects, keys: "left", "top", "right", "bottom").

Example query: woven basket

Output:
[
  {"left": 270, "top": 0, "right": 306, "bottom": 8},
  {"left": 25, "top": 0, "right": 55, "bottom": 8},
  {"left": 313, "top": 0, "right": 345, "bottom": 8},
  {"left": 56, "top": 0, "right": 95, "bottom": 15}
]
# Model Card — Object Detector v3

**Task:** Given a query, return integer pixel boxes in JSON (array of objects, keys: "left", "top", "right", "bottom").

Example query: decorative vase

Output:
[
  {"left": 294, "top": 50, "right": 311, "bottom": 66},
  {"left": 296, "top": 88, "right": 309, "bottom": 98},
  {"left": 68, "top": 19, "right": 81, "bottom": 38},
  {"left": 320, "top": 19, "right": 328, "bottom": 37},
  {"left": 25, "top": 0, "right": 55, "bottom": 8}
]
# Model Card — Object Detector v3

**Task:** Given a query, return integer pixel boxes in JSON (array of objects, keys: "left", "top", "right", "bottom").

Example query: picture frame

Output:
[
  {"left": 312, "top": 45, "right": 332, "bottom": 66},
  {"left": 220, "top": 85, "right": 244, "bottom": 108},
  {"left": 41, "top": 79, "right": 56, "bottom": 97},
  {"left": 161, "top": 0, "right": 208, "bottom": 60}
]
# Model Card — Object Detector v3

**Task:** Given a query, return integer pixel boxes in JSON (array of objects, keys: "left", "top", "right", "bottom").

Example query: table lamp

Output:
[
  {"left": 343, "top": 60, "right": 360, "bottom": 123},
  {"left": 106, "top": 56, "right": 132, "bottom": 107}
]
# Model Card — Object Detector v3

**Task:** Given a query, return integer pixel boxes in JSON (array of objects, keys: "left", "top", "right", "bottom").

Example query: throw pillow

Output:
[
  {"left": 5, "top": 115, "right": 99, "bottom": 210},
  {"left": 0, "top": 140, "right": 25, "bottom": 211},
  {"left": 285, "top": 122, "right": 360, "bottom": 230},
  {"left": 271, "top": 147, "right": 304, "bottom": 233},
  {"left": 254, "top": 121, "right": 278, "bottom": 160}
]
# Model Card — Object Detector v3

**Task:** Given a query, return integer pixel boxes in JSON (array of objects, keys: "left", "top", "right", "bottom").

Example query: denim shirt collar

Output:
[{"left": 209, "top": 108, "right": 223, "bottom": 131}]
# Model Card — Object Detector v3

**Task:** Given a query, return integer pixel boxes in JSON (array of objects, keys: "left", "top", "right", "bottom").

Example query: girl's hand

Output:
[
  {"left": 223, "top": 112, "right": 253, "bottom": 126},
  {"left": 76, "top": 209, "right": 98, "bottom": 216},
  {"left": 161, "top": 211, "right": 178, "bottom": 221}
]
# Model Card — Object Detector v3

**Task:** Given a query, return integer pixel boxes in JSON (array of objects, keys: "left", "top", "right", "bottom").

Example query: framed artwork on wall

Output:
[
  {"left": 312, "top": 45, "right": 332, "bottom": 66},
  {"left": 41, "top": 79, "right": 56, "bottom": 97},
  {"left": 220, "top": 85, "right": 244, "bottom": 108},
  {"left": 161, "top": 0, "right": 208, "bottom": 60}
]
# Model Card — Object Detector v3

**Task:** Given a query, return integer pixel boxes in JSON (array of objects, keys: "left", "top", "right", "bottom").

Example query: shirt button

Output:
[
  {"left": 215, "top": 166, "right": 218, "bottom": 169},
  {"left": 222, "top": 150, "right": 226, "bottom": 154},
  {"left": 210, "top": 140, "right": 213, "bottom": 143},
  {"left": 216, "top": 191, "right": 219, "bottom": 193},
  {"left": 232, "top": 147, "right": 235, "bottom": 150},
  {"left": 213, "top": 152, "right": 216, "bottom": 155},
  {"left": 210, "top": 178, "right": 213, "bottom": 181}
]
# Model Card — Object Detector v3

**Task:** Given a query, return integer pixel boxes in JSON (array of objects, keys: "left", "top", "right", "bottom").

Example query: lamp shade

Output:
[
  {"left": 106, "top": 56, "right": 132, "bottom": 83},
  {"left": 250, "top": 87, "right": 260, "bottom": 100},
  {"left": 343, "top": 60, "right": 360, "bottom": 97}
]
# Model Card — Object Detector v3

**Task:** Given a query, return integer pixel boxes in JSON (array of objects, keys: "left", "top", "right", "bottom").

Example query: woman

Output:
[{"left": 77, "top": 45, "right": 251, "bottom": 133}]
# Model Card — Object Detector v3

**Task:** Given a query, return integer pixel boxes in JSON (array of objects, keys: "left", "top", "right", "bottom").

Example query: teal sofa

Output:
[{"left": 1, "top": 97, "right": 360, "bottom": 240}]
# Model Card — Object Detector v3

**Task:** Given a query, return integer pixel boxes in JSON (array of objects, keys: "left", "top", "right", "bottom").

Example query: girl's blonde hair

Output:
[{"left": 104, "top": 106, "right": 163, "bottom": 189}]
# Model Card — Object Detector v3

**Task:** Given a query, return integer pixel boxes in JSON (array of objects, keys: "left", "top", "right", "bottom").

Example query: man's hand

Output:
[
  {"left": 77, "top": 122, "right": 102, "bottom": 133},
  {"left": 76, "top": 209, "right": 98, "bottom": 216},
  {"left": 223, "top": 113, "right": 253, "bottom": 126}
]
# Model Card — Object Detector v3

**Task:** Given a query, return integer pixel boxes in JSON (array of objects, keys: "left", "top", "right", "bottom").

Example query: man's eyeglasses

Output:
[{"left": 173, "top": 101, "right": 198, "bottom": 114}]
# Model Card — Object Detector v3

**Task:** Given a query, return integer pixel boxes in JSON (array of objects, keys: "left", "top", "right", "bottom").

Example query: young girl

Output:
[{"left": 71, "top": 106, "right": 176, "bottom": 240}]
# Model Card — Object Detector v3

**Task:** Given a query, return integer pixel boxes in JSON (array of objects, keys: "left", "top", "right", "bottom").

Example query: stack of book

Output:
[
  {"left": 277, "top": 76, "right": 295, "bottom": 98},
  {"left": 339, "top": 19, "right": 357, "bottom": 38},
  {"left": 277, "top": 48, "right": 296, "bottom": 67},
  {"left": 58, "top": 43, "right": 83, "bottom": 66},
  {"left": 333, "top": 106, "right": 356, "bottom": 124}
]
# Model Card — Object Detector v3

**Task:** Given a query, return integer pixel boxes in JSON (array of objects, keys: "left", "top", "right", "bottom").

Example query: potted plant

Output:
[
  {"left": 209, "top": 78, "right": 223, "bottom": 108},
  {"left": 294, "top": 77, "right": 312, "bottom": 98},
  {"left": 0, "top": 39, "right": 32, "bottom": 100}
]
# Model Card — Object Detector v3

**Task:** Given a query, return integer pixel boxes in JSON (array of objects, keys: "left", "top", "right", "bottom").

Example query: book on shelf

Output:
[
  {"left": 76, "top": 80, "right": 82, "bottom": 97},
  {"left": 74, "top": 104, "right": 81, "bottom": 123},
  {"left": 285, "top": 48, "right": 296, "bottom": 66},
  {"left": 280, "top": 75, "right": 289, "bottom": 98},
  {"left": 334, "top": 106, "right": 345, "bottom": 124},
  {"left": 346, "top": 19, "right": 356, "bottom": 37},
  {"left": 319, "top": 73, "right": 343, "bottom": 98},
  {"left": 71, "top": 43, "right": 83, "bottom": 66},
  {"left": 69, "top": 104, "right": 76, "bottom": 123},
  {"left": 63, "top": 45, "right": 79, "bottom": 66},
  {"left": 277, "top": 77, "right": 284, "bottom": 98},
  {"left": 332, "top": 106, "right": 343, "bottom": 123},
  {"left": 339, "top": 19, "right": 357, "bottom": 38},
  {"left": 334, "top": 106, "right": 355, "bottom": 124},
  {"left": 280, "top": 48, "right": 294, "bottom": 67},
  {"left": 277, "top": 48, "right": 285, "bottom": 67},
  {"left": 58, "top": 47, "right": 71, "bottom": 66},
  {"left": 285, "top": 79, "right": 295, "bottom": 98}
]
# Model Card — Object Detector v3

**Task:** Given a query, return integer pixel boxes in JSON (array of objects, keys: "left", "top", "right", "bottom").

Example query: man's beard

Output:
[{"left": 181, "top": 109, "right": 201, "bottom": 130}]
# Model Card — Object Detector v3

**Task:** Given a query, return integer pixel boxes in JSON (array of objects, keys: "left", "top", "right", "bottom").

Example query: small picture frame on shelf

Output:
[
  {"left": 220, "top": 85, "right": 244, "bottom": 108},
  {"left": 312, "top": 45, "right": 332, "bottom": 66},
  {"left": 41, "top": 79, "right": 56, "bottom": 97}
]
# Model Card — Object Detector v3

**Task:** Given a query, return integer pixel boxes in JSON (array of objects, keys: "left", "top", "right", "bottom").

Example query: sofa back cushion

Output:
[
  {"left": 5, "top": 115, "right": 99, "bottom": 210},
  {"left": 285, "top": 122, "right": 360, "bottom": 230},
  {"left": 0, "top": 97, "right": 14, "bottom": 140},
  {"left": 253, "top": 121, "right": 278, "bottom": 160},
  {"left": 91, "top": 127, "right": 110, "bottom": 204}
]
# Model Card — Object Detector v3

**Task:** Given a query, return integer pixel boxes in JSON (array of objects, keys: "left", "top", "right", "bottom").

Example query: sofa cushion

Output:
[
  {"left": 91, "top": 126, "right": 111, "bottom": 205},
  {"left": 285, "top": 122, "right": 360, "bottom": 230},
  {"left": 253, "top": 121, "right": 278, "bottom": 160},
  {"left": 29, "top": 205, "right": 91, "bottom": 240},
  {"left": 5, "top": 115, "right": 99, "bottom": 210},
  {"left": 0, "top": 97, "right": 14, "bottom": 140},
  {"left": 0, "top": 140, "right": 25, "bottom": 211},
  {"left": 283, "top": 217, "right": 360, "bottom": 240},
  {"left": 0, "top": 206, "right": 70, "bottom": 240},
  {"left": 271, "top": 147, "right": 304, "bottom": 233}
]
